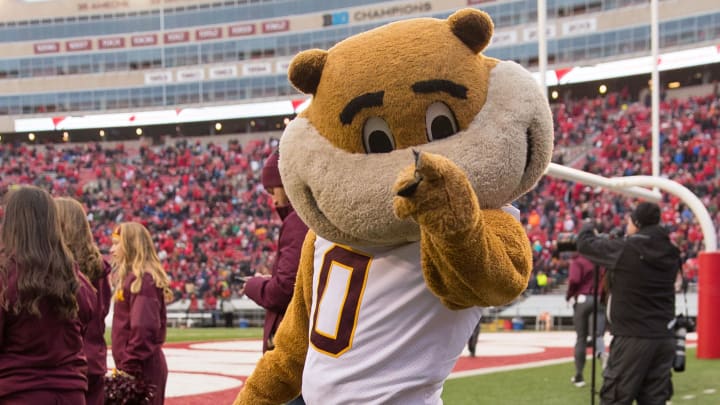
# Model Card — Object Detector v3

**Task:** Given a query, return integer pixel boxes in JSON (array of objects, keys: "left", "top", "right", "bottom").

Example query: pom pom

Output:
[{"left": 104, "top": 369, "right": 156, "bottom": 405}]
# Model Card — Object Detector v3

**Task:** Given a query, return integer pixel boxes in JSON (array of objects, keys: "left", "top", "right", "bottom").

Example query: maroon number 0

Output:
[{"left": 310, "top": 245, "right": 371, "bottom": 357}]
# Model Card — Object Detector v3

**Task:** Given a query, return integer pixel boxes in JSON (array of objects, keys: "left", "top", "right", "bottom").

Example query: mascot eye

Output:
[
  {"left": 425, "top": 102, "right": 459, "bottom": 141},
  {"left": 362, "top": 116, "right": 395, "bottom": 154}
]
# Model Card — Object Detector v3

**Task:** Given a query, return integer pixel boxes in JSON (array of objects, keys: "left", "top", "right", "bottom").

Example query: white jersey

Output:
[{"left": 302, "top": 236, "right": 482, "bottom": 405}]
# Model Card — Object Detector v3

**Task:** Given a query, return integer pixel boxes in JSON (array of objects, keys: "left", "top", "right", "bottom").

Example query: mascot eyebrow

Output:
[
  {"left": 412, "top": 79, "right": 468, "bottom": 99},
  {"left": 340, "top": 91, "right": 384, "bottom": 125},
  {"left": 339, "top": 80, "right": 467, "bottom": 125}
]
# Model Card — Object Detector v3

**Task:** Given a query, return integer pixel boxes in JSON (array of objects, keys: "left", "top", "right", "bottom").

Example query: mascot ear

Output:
[
  {"left": 448, "top": 8, "right": 494, "bottom": 54},
  {"left": 288, "top": 49, "right": 328, "bottom": 95}
]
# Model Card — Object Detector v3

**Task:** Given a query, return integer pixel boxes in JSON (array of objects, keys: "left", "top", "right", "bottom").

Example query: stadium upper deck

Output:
[{"left": 1, "top": 0, "right": 719, "bottom": 136}]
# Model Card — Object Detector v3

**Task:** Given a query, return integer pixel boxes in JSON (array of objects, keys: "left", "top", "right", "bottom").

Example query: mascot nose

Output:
[
  {"left": 396, "top": 149, "right": 424, "bottom": 197},
  {"left": 397, "top": 180, "right": 420, "bottom": 197}
]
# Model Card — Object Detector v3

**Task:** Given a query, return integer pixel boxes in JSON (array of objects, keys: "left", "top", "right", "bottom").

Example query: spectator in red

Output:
[
  {"left": 204, "top": 291, "right": 218, "bottom": 326},
  {"left": 55, "top": 197, "right": 112, "bottom": 405},
  {"left": 0, "top": 186, "right": 96, "bottom": 404},
  {"left": 188, "top": 293, "right": 199, "bottom": 313}
]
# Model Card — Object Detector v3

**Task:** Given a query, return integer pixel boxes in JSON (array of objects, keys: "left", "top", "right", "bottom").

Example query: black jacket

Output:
[{"left": 577, "top": 222, "right": 680, "bottom": 338}]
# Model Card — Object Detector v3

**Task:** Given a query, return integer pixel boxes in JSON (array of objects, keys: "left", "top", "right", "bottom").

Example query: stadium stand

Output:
[
  {"left": 1, "top": 134, "right": 281, "bottom": 307},
  {"left": 1, "top": 90, "right": 717, "bottom": 318},
  {"left": 517, "top": 90, "right": 719, "bottom": 297}
]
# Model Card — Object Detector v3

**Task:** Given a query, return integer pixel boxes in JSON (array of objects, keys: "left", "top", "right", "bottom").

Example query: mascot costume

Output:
[{"left": 235, "top": 8, "right": 554, "bottom": 404}]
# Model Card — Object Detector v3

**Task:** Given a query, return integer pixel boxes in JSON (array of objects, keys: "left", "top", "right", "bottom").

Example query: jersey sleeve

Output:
[{"left": 244, "top": 214, "right": 308, "bottom": 312}]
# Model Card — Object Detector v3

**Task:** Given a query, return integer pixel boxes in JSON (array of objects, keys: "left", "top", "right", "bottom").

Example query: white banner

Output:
[
  {"left": 562, "top": 18, "right": 597, "bottom": 36},
  {"left": 14, "top": 100, "right": 299, "bottom": 131},
  {"left": 176, "top": 68, "right": 204, "bottom": 82},
  {"left": 523, "top": 26, "right": 556, "bottom": 42},
  {"left": 209, "top": 65, "right": 237, "bottom": 80},
  {"left": 242, "top": 62, "right": 272, "bottom": 76},
  {"left": 144, "top": 71, "right": 173, "bottom": 85},
  {"left": 274, "top": 59, "right": 293, "bottom": 74},
  {"left": 491, "top": 31, "right": 517, "bottom": 47}
]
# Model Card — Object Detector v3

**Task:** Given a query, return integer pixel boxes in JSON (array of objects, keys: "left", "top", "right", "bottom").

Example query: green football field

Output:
[
  {"left": 105, "top": 326, "right": 262, "bottom": 345},
  {"left": 442, "top": 347, "right": 718, "bottom": 404},
  {"left": 106, "top": 328, "right": 719, "bottom": 404}
]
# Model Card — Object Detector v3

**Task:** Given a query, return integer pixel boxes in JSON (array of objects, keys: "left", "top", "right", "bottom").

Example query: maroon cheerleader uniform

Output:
[
  {"left": 85, "top": 260, "right": 113, "bottom": 405},
  {"left": 111, "top": 272, "right": 168, "bottom": 405},
  {"left": 0, "top": 260, "right": 96, "bottom": 404}
]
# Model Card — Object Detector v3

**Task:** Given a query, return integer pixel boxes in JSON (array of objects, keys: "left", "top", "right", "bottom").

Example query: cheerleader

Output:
[
  {"left": 110, "top": 222, "right": 171, "bottom": 405},
  {"left": 56, "top": 197, "right": 112, "bottom": 405},
  {"left": 0, "top": 186, "right": 96, "bottom": 404}
]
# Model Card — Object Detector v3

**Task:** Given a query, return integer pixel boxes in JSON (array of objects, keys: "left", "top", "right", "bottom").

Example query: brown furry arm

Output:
[
  {"left": 420, "top": 209, "right": 532, "bottom": 309},
  {"left": 233, "top": 231, "right": 317, "bottom": 405},
  {"left": 393, "top": 152, "right": 532, "bottom": 309}
]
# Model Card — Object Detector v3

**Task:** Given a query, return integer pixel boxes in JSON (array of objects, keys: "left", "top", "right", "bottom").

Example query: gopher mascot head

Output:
[{"left": 280, "top": 8, "right": 553, "bottom": 247}]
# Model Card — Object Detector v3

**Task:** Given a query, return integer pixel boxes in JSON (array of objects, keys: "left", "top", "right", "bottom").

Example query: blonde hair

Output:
[
  {"left": 55, "top": 197, "right": 104, "bottom": 282},
  {"left": 112, "top": 222, "right": 172, "bottom": 302}
]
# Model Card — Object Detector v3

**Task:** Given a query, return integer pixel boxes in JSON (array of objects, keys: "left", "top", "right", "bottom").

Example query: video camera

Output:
[
  {"left": 229, "top": 272, "right": 247, "bottom": 286},
  {"left": 556, "top": 233, "right": 579, "bottom": 253},
  {"left": 555, "top": 227, "right": 625, "bottom": 253},
  {"left": 671, "top": 314, "right": 696, "bottom": 372}
]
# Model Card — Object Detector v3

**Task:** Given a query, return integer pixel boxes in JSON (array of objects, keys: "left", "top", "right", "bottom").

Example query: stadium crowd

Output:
[
  {"left": 0, "top": 136, "right": 280, "bottom": 304},
  {"left": 0, "top": 90, "right": 718, "bottom": 301},
  {"left": 518, "top": 91, "right": 719, "bottom": 293}
]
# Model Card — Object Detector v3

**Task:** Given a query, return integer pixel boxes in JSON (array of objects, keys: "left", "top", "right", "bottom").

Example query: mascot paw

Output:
[{"left": 392, "top": 151, "right": 479, "bottom": 235}]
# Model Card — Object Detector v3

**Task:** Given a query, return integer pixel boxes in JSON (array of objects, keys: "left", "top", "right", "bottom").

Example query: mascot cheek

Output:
[{"left": 279, "top": 118, "right": 421, "bottom": 246}]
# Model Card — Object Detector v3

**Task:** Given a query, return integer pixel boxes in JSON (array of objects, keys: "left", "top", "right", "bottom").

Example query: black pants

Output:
[
  {"left": 286, "top": 394, "right": 305, "bottom": 405},
  {"left": 573, "top": 299, "right": 606, "bottom": 377},
  {"left": 467, "top": 321, "right": 481, "bottom": 356},
  {"left": 224, "top": 312, "right": 234, "bottom": 327},
  {"left": 600, "top": 336, "right": 674, "bottom": 405}
]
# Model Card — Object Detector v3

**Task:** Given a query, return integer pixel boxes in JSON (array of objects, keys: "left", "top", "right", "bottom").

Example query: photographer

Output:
[{"left": 577, "top": 202, "right": 680, "bottom": 405}]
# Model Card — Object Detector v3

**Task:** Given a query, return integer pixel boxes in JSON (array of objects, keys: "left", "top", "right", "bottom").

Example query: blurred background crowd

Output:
[{"left": 1, "top": 91, "right": 718, "bottom": 303}]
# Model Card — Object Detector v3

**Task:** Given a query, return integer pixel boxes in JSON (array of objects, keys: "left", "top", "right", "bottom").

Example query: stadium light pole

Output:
[
  {"left": 160, "top": 6, "right": 167, "bottom": 106},
  {"left": 537, "top": 0, "right": 547, "bottom": 94},
  {"left": 650, "top": 0, "right": 660, "bottom": 178}
]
